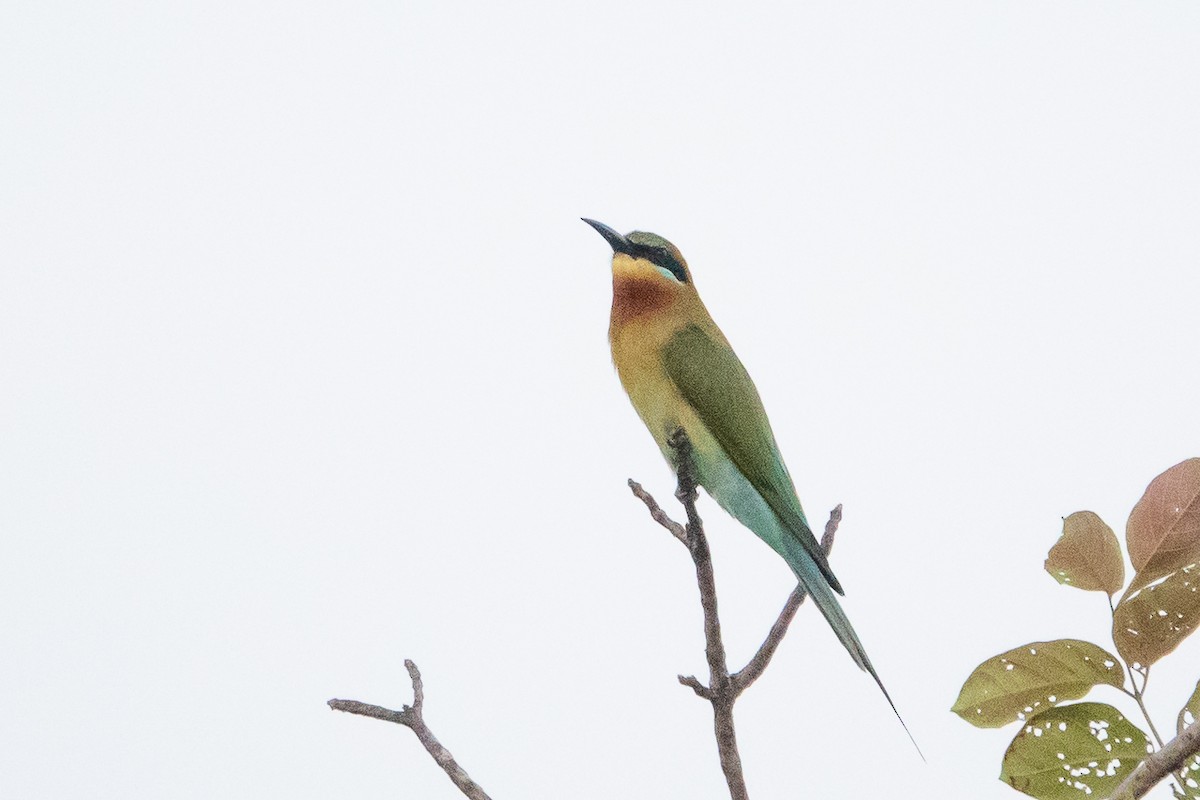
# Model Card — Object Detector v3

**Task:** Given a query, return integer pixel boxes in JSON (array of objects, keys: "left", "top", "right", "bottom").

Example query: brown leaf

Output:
[
  {"left": 1124, "top": 458, "right": 1200, "bottom": 596},
  {"left": 1112, "top": 561, "right": 1200, "bottom": 669},
  {"left": 1045, "top": 511, "right": 1124, "bottom": 596}
]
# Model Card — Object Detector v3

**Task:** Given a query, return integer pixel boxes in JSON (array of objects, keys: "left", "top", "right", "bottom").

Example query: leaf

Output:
[
  {"left": 1180, "top": 679, "right": 1200, "bottom": 736},
  {"left": 1182, "top": 752, "right": 1200, "bottom": 800},
  {"left": 1000, "top": 702, "right": 1151, "bottom": 799},
  {"left": 1178, "top": 682, "right": 1200, "bottom": 800},
  {"left": 952, "top": 640, "right": 1125, "bottom": 728},
  {"left": 1124, "top": 458, "right": 1200, "bottom": 596},
  {"left": 1112, "top": 561, "right": 1200, "bottom": 669},
  {"left": 1045, "top": 511, "right": 1125, "bottom": 596}
]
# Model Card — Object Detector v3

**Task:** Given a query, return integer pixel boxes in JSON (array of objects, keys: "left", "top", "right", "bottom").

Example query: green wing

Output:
[{"left": 662, "top": 324, "right": 843, "bottom": 594}]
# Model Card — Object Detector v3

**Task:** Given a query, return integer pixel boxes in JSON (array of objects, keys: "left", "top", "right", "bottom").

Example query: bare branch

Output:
[
  {"left": 328, "top": 698, "right": 414, "bottom": 726},
  {"left": 628, "top": 479, "right": 687, "bottom": 544},
  {"left": 629, "top": 430, "right": 747, "bottom": 799},
  {"left": 668, "top": 429, "right": 746, "bottom": 800},
  {"left": 679, "top": 674, "right": 715, "bottom": 699},
  {"left": 1108, "top": 721, "right": 1200, "bottom": 800},
  {"left": 329, "top": 660, "right": 493, "bottom": 800},
  {"left": 819, "top": 505, "right": 843, "bottom": 553},
  {"left": 408, "top": 658, "right": 425, "bottom": 710}
]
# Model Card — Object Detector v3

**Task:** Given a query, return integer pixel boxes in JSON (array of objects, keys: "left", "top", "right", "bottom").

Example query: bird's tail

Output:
[{"left": 779, "top": 535, "right": 925, "bottom": 760}]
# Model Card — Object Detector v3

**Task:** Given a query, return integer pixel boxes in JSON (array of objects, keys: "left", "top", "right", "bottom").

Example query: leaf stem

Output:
[
  {"left": 1109, "top": 596, "right": 1165, "bottom": 749},
  {"left": 1130, "top": 677, "right": 1165, "bottom": 750}
]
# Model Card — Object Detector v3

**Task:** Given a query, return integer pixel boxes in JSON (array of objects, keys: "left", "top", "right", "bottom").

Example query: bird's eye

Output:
[{"left": 638, "top": 245, "right": 688, "bottom": 284}]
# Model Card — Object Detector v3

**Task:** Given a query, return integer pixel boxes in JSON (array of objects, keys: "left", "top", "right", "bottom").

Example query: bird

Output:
[{"left": 584, "top": 217, "right": 916, "bottom": 747}]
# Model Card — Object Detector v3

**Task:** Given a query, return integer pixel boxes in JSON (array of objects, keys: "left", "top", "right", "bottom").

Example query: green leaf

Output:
[
  {"left": 1181, "top": 679, "right": 1200, "bottom": 736},
  {"left": 1000, "top": 702, "right": 1151, "bottom": 799},
  {"left": 1177, "top": 679, "right": 1200, "bottom": 798},
  {"left": 952, "top": 640, "right": 1125, "bottom": 728},
  {"left": 1112, "top": 561, "right": 1200, "bottom": 669},
  {"left": 1124, "top": 458, "right": 1200, "bottom": 597},
  {"left": 1045, "top": 511, "right": 1125, "bottom": 596},
  {"left": 1180, "top": 753, "right": 1200, "bottom": 800}
]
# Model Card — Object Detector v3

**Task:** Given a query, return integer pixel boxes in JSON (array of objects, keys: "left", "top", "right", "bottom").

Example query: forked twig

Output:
[{"left": 329, "top": 660, "right": 492, "bottom": 800}]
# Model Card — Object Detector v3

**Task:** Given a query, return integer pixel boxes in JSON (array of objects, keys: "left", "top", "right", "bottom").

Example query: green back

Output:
[{"left": 663, "top": 324, "right": 842, "bottom": 594}]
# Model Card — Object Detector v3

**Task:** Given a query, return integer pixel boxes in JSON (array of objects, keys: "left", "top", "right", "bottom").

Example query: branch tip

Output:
[
  {"left": 628, "top": 478, "right": 688, "bottom": 544},
  {"left": 679, "top": 674, "right": 714, "bottom": 699},
  {"left": 404, "top": 659, "right": 424, "bottom": 711}
]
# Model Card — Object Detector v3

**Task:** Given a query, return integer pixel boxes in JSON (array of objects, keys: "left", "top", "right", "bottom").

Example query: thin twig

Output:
[
  {"left": 666, "top": 429, "right": 747, "bottom": 800},
  {"left": 1107, "top": 720, "right": 1200, "bottom": 800},
  {"left": 329, "top": 660, "right": 493, "bottom": 800},
  {"left": 1132, "top": 685, "right": 1166, "bottom": 750},
  {"left": 628, "top": 479, "right": 687, "bottom": 544},
  {"left": 679, "top": 674, "right": 714, "bottom": 699}
]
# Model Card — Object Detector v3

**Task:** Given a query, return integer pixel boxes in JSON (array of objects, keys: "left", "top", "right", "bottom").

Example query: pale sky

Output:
[{"left": 3, "top": 2, "right": 1199, "bottom": 798}]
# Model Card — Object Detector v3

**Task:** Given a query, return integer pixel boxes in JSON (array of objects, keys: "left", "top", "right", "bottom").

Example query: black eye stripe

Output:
[{"left": 633, "top": 244, "right": 688, "bottom": 283}]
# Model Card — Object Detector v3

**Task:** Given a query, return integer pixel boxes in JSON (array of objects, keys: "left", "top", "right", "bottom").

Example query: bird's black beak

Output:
[{"left": 582, "top": 218, "right": 632, "bottom": 255}]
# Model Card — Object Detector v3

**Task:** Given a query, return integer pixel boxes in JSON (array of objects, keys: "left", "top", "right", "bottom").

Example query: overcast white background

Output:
[{"left": 3, "top": 2, "right": 1199, "bottom": 798}]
